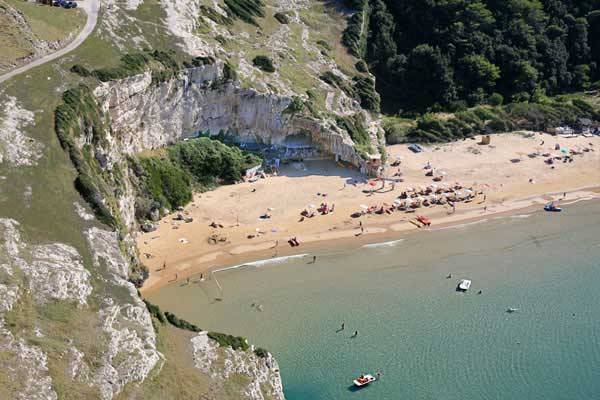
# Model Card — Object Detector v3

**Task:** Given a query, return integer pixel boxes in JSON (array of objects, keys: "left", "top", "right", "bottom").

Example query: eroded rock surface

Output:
[
  {"left": 191, "top": 332, "right": 285, "bottom": 400},
  {"left": 0, "top": 96, "right": 43, "bottom": 167}
]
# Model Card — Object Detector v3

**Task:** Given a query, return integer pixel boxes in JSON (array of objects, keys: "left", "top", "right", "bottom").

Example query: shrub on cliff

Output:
[
  {"left": 252, "top": 55, "right": 275, "bottom": 73},
  {"left": 168, "top": 137, "right": 262, "bottom": 187},
  {"left": 143, "top": 300, "right": 166, "bottom": 323},
  {"left": 91, "top": 50, "right": 181, "bottom": 83},
  {"left": 224, "top": 0, "right": 264, "bottom": 26},
  {"left": 274, "top": 12, "right": 289, "bottom": 24},
  {"left": 353, "top": 75, "right": 380, "bottom": 113},
  {"left": 165, "top": 312, "right": 201, "bottom": 332},
  {"left": 208, "top": 332, "right": 249, "bottom": 351},
  {"left": 254, "top": 347, "right": 269, "bottom": 358},
  {"left": 138, "top": 157, "right": 192, "bottom": 211},
  {"left": 54, "top": 84, "right": 118, "bottom": 227}
]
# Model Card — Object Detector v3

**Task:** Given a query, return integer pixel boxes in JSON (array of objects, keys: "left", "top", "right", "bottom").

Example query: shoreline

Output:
[
  {"left": 140, "top": 184, "right": 600, "bottom": 296},
  {"left": 138, "top": 133, "right": 600, "bottom": 295}
]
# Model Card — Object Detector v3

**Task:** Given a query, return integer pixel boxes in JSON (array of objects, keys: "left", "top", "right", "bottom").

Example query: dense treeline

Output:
[
  {"left": 385, "top": 97, "right": 599, "bottom": 143},
  {"left": 352, "top": 0, "right": 600, "bottom": 113},
  {"left": 132, "top": 137, "right": 262, "bottom": 220}
]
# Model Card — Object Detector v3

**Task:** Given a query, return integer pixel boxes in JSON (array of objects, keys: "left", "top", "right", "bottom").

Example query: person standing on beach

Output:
[{"left": 312, "top": 255, "right": 317, "bottom": 264}]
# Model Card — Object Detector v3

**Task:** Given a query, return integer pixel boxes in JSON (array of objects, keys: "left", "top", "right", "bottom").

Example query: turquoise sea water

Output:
[{"left": 149, "top": 201, "right": 600, "bottom": 400}]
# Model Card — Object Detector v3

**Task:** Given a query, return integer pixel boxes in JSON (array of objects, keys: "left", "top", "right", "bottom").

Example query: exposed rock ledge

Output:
[
  {"left": 191, "top": 332, "right": 285, "bottom": 400},
  {"left": 92, "top": 62, "right": 366, "bottom": 167}
]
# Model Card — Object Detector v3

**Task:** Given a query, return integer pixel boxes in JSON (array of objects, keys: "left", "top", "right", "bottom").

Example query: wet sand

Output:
[{"left": 138, "top": 132, "right": 600, "bottom": 294}]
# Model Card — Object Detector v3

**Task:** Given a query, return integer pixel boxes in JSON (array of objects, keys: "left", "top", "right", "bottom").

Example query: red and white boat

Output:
[
  {"left": 416, "top": 215, "right": 431, "bottom": 226},
  {"left": 353, "top": 374, "right": 376, "bottom": 387}
]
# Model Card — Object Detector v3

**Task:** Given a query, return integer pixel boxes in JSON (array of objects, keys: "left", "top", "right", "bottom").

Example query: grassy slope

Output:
[
  {"left": 202, "top": 0, "right": 359, "bottom": 112},
  {"left": 0, "top": 0, "right": 85, "bottom": 69},
  {"left": 6, "top": 0, "right": 85, "bottom": 41},
  {"left": 116, "top": 324, "right": 210, "bottom": 399}
]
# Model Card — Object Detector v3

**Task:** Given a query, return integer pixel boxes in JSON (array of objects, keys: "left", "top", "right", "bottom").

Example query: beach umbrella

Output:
[
  {"left": 369, "top": 181, "right": 377, "bottom": 187},
  {"left": 360, "top": 204, "right": 369, "bottom": 210},
  {"left": 308, "top": 204, "right": 316, "bottom": 209}
]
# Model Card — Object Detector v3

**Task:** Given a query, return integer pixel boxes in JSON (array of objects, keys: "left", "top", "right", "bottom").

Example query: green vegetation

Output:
[
  {"left": 137, "top": 157, "right": 193, "bottom": 213},
  {"left": 168, "top": 137, "right": 262, "bottom": 185},
  {"left": 351, "top": 0, "right": 600, "bottom": 113},
  {"left": 336, "top": 114, "right": 374, "bottom": 155},
  {"left": 320, "top": 71, "right": 380, "bottom": 113},
  {"left": 283, "top": 97, "right": 305, "bottom": 115},
  {"left": 403, "top": 98, "right": 599, "bottom": 143},
  {"left": 222, "top": 61, "right": 238, "bottom": 82},
  {"left": 320, "top": 71, "right": 354, "bottom": 98},
  {"left": 89, "top": 50, "right": 181, "bottom": 83},
  {"left": 355, "top": 60, "right": 368, "bottom": 73},
  {"left": 199, "top": 5, "right": 233, "bottom": 25},
  {"left": 133, "top": 137, "right": 261, "bottom": 221},
  {"left": 316, "top": 40, "right": 332, "bottom": 52},
  {"left": 1, "top": 0, "right": 85, "bottom": 72},
  {"left": 382, "top": 116, "right": 414, "bottom": 144},
  {"left": 165, "top": 312, "right": 201, "bottom": 332},
  {"left": 208, "top": 332, "right": 249, "bottom": 351},
  {"left": 69, "top": 64, "right": 91, "bottom": 77},
  {"left": 54, "top": 84, "right": 117, "bottom": 227},
  {"left": 253, "top": 347, "right": 269, "bottom": 358},
  {"left": 274, "top": 12, "right": 290, "bottom": 24},
  {"left": 342, "top": 0, "right": 370, "bottom": 58},
  {"left": 223, "top": 0, "right": 265, "bottom": 26},
  {"left": 252, "top": 55, "right": 275, "bottom": 73},
  {"left": 143, "top": 300, "right": 167, "bottom": 324},
  {"left": 352, "top": 75, "right": 380, "bottom": 112}
]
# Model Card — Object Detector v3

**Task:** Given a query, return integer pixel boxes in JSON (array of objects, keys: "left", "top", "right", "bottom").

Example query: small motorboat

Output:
[
  {"left": 544, "top": 202, "right": 562, "bottom": 212},
  {"left": 353, "top": 374, "right": 376, "bottom": 387},
  {"left": 457, "top": 279, "right": 471, "bottom": 292},
  {"left": 506, "top": 307, "right": 519, "bottom": 313}
]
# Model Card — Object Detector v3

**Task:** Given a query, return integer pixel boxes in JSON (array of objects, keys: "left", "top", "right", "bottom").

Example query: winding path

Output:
[{"left": 0, "top": 0, "right": 100, "bottom": 85}]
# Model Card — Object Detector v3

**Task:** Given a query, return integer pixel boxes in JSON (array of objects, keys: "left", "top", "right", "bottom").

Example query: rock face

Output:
[
  {"left": 0, "top": 96, "right": 43, "bottom": 167},
  {"left": 191, "top": 332, "right": 285, "bottom": 400},
  {"left": 0, "top": 218, "right": 161, "bottom": 400},
  {"left": 93, "top": 63, "right": 364, "bottom": 167}
]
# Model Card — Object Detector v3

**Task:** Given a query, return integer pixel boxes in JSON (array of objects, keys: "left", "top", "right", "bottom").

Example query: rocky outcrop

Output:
[
  {"left": 191, "top": 332, "right": 285, "bottom": 400},
  {"left": 93, "top": 63, "right": 363, "bottom": 167},
  {"left": 0, "top": 217, "right": 161, "bottom": 400},
  {"left": 84, "top": 227, "right": 162, "bottom": 400},
  {"left": 0, "top": 96, "right": 43, "bottom": 167}
]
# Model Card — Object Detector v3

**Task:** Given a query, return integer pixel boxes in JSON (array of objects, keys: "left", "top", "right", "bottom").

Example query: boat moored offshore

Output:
[
  {"left": 353, "top": 374, "right": 376, "bottom": 387},
  {"left": 457, "top": 279, "right": 472, "bottom": 292}
]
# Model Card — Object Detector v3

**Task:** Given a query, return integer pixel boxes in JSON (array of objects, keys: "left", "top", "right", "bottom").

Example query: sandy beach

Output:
[{"left": 138, "top": 132, "right": 600, "bottom": 294}]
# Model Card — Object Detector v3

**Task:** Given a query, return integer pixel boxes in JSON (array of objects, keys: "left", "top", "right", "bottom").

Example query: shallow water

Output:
[{"left": 149, "top": 201, "right": 600, "bottom": 400}]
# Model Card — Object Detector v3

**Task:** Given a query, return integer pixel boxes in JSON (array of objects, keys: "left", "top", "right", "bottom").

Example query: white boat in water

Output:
[
  {"left": 457, "top": 279, "right": 471, "bottom": 291},
  {"left": 353, "top": 374, "right": 376, "bottom": 387},
  {"left": 507, "top": 307, "right": 519, "bottom": 313}
]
